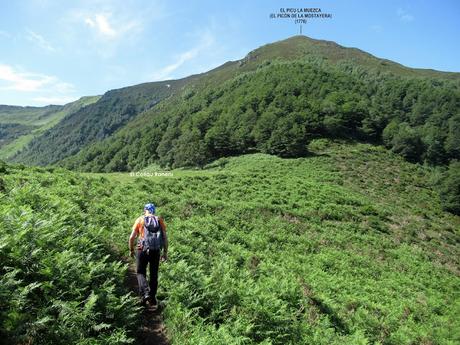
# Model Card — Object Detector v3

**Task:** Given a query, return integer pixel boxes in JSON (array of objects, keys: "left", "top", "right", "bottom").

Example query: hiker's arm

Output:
[
  {"left": 129, "top": 221, "right": 138, "bottom": 256},
  {"left": 160, "top": 218, "right": 168, "bottom": 257},
  {"left": 129, "top": 229, "right": 137, "bottom": 253}
]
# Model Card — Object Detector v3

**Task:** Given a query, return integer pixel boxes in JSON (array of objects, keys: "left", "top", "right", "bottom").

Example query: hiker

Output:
[{"left": 129, "top": 203, "right": 168, "bottom": 305}]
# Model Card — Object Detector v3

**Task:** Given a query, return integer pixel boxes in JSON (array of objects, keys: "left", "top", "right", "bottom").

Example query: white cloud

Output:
[
  {"left": 152, "top": 50, "right": 198, "bottom": 81},
  {"left": 84, "top": 12, "right": 139, "bottom": 40},
  {"left": 0, "top": 64, "right": 54, "bottom": 92},
  {"left": 151, "top": 32, "right": 215, "bottom": 81},
  {"left": 85, "top": 14, "right": 116, "bottom": 38},
  {"left": 397, "top": 8, "right": 414, "bottom": 22},
  {"left": 59, "top": 2, "right": 164, "bottom": 59},
  {"left": 26, "top": 29, "right": 56, "bottom": 51},
  {"left": 0, "top": 64, "right": 76, "bottom": 105}
]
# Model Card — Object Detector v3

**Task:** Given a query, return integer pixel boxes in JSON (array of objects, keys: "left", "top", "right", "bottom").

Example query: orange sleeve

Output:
[{"left": 132, "top": 216, "right": 142, "bottom": 235}]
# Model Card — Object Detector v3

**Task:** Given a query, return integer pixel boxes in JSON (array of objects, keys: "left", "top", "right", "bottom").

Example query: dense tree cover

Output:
[
  {"left": 62, "top": 59, "right": 460, "bottom": 174},
  {"left": 11, "top": 80, "right": 192, "bottom": 166}
]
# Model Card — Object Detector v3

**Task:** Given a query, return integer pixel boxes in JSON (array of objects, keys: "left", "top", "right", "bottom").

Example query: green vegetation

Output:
[
  {"left": 58, "top": 38, "right": 458, "bottom": 171},
  {"left": 0, "top": 123, "right": 36, "bottom": 149},
  {"left": 5, "top": 37, "right": 459, "bottom": 213},
  {"left": 10, "top": 36, "right": 459, "bottom": 172},
  {"left": 0, "top": 104, "right": 61, "bottom": 125},
  {"left": 235, "top": 36, "right": 460, "bottom": 80},
  {"left": 11, "top": 79, "right": 195, "bottom": 166},
  {"left": 0, "top": 104, "right": 61, "bottom": 150},
  {"left": 1, "top": 140, "right": 459, "bottom": 344},
  {"left": 0, "top": 97, "right": 100, "bottom": 160},
  {"left": 59, "top": 46, "right": 460, "bottom": 214},
  {"left": 438, "top": 160, "right": 460, "bottom": 215},
  {"left": 0, "top": 164, "right": 140, "bottom": 344},
  {"left": 62, "top": 57, "right": 460, "bottom": 171}
]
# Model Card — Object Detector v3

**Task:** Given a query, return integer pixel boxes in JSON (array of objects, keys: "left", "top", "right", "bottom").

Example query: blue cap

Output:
[{"left": 144, "top": 203, "right": 156, "bottom": 214}]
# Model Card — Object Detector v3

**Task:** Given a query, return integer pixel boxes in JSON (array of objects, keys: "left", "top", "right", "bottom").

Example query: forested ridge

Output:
[
  {"left": 0, "top": 97, "right": 100, "bottom": 160},
  {"left": 11, "top": 79, "right": 194, "bottom": 166},
  {"left": 60, "top": 37, "right": 460, "bottom": 170}
]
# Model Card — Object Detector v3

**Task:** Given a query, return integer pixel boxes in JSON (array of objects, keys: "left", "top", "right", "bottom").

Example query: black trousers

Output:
[{"left": 136, "top": 249, "right": 161, "bottom": 298}]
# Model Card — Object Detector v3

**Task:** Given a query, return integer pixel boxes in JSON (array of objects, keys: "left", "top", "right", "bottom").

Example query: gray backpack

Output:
[{"left": 142, "top": 215, "right": 163, "bottom": 252}]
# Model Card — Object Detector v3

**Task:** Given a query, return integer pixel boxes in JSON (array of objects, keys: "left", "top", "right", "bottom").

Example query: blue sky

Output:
[{"left": 0, "top": 0, "right": 459, "bottom": 106}]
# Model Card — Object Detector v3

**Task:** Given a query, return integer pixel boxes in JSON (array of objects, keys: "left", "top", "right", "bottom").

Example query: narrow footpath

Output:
[{"left": 126, "top": 261, "right": 170, "bottom": 345}]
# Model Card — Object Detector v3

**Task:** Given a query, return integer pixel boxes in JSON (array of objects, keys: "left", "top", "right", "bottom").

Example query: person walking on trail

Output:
[{"left": 129, "top": 203, "right": 168, "bottom": 306}]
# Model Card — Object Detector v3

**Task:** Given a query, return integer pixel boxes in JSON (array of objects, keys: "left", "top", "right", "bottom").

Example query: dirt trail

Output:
[{"left": 126, "top": 261, "right": 170, "bottom": 345}]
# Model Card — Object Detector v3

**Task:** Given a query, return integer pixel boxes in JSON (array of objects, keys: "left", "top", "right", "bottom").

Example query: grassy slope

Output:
[
  {"left": 152, "top": 141, "right": 459, "bottom": 344},
  {"left": 240, "top": 36, "right": 460, "bottom": 80},
  {"left": 0, "top": 96, "right": 100, "bottom": 160},
  {"left": 188, "top": 36, "right": 460, "bottom": 85},
  {"left": 2, "top": 140, "right": 457, "bottom": 344},
  {"left": 0, "top": 104, "right": 61, "bottom": 152}
]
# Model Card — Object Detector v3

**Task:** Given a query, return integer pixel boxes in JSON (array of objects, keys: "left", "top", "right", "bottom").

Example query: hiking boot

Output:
[{"left": 149, "top": 296, "right": 157, "bottom": 306}]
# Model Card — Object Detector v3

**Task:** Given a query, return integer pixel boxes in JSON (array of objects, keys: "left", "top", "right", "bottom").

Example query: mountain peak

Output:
[{"left": 240, "top": 35, "right": 460, "bottom": 80}]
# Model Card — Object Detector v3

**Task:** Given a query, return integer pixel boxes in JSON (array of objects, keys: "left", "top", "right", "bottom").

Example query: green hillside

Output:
[
  {"left": 0, "top": 104, "right": 61, "bottom": 150},
  {"left": 1, "top": 140, "right": 458, "bottom": 344},
  {"left": 59, "top": 37, "right": 459, "bottom": 176},
  {"left": 0, "top": 97, "right": 100, "bottom": 160},
  {"left": 242, "top": 36, "right": 460, "bottom": 79},
  {"left": 8, "top": 36, "right": 459, "bottom": 173},
  {"left": 0, "top": 104, "right": 63, "bottom": 125},
  {"left": 11, "top": 78, "right": 196, "bottom": 166}
]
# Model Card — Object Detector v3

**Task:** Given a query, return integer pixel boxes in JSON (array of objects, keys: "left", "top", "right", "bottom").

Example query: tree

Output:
[
  {"left": 265, "top": 112, "right": 309, "bottom": 157},
  {"left": 204, "top": 119, "right": 234, "bottom": 157},
  {"left": 157, "top": 126, "right": 180, "bottom": 168},
  {"left": 390, "top": 123, "right": 425, "bottom": 163},
  {"left": 172, "top": 128, "right": 209, "bottom": 168},
  {"left": 439, "top": 160, "right": 460, "bottom": 215},
  {"left": 422, "top": 127, "right": 446, "bottom": 165},
  {"left": 444, "top": 114, "right": 460, "bottom": 160}
]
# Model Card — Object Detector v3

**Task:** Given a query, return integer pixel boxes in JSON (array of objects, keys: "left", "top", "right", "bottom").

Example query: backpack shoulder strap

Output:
[{"left": 144, "top": 215, "right": 160, "bottom": 228}]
